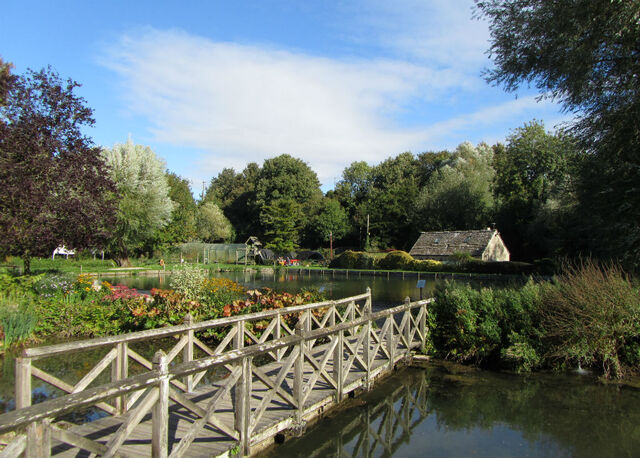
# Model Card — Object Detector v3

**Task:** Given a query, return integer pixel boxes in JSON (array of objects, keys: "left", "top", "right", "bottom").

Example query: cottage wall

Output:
[{"left": 482, "top": 234, "right": 510, "bottom": 262}]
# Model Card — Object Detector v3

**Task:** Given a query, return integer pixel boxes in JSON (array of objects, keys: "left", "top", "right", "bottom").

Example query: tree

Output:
[
  {"left": 0, "top": 57, "right": 13, "bottom": 105},
  {"left": 492, "top": 121, "right": 577, "bottom": 259},
  {"left": 414, "top": 142, "right": 494, "bottom": 233},
  {"left": 308, "top": 198, "right": 350, "bottom": 248},
  {"left": 260, "top": 198, "right": 301, "bottom": 253},
  {"left": 203, "top": 163, "right": 260, "bottom": 241},
  {"left": 254, "top": 154, "right": 322, "bottom": 243},
  {"left": 197, "top": 201, "right": 233, "bottom": 242},
  {"left": 101, "top": 139, "right": 173, "bottom": 265},
  {"left": 0, "top": 65, "right": 116, "bottom": 273},
  {"left": 476, "top": 0, "right": 640, "bottom": 267},
  {"left": 157, "top": 172, "right": 198, "bottom": 245}
]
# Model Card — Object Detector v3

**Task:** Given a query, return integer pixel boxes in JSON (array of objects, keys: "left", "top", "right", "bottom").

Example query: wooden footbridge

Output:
[{"left": 0, "top": 289, "right": 430, "bottom": 457}]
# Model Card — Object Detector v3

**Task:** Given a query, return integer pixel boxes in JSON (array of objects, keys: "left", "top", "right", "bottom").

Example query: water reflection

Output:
[{"left": 261, "top": 363, "right": 640, "bottom": 458}]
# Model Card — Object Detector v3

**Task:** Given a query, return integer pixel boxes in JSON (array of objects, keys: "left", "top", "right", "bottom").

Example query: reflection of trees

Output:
[
  {"left": 424, "top": 368, "right": 640, "bottom": 458},
  {"left": 267, "top": 367, "right": 640, "bottom": 458}
]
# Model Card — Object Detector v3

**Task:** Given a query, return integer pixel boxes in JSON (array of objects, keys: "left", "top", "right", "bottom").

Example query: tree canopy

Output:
[
  {"left": 0, "top": 65, "right": 116, "bottom": 272},
  {"left": 476, "top": 0, "right": 640, "bottom": 267},
  {"left": 101, "top": 139, "right": 173, "bottom": 264}
]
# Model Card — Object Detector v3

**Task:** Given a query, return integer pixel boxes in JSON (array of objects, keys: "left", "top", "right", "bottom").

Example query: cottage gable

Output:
[{"left": 409, "top": 229, "right": 510, "bottom": 262}]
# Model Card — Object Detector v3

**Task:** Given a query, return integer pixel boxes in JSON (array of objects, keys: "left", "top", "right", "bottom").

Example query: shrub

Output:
[
  {"left": 539, "top": 260, "right": 640, "bottom": 378},
  {"left": 169, "top": 265, "right": 207, "bottom": 301},
  {"left": 377, "top": 251, "right": 414, "bottom": 270},
  {"left": 411, "top": 259, "right": 444, "bottom": 272},
  {"left": 329, "top": 251, "right": 376, "bottom": 269}
]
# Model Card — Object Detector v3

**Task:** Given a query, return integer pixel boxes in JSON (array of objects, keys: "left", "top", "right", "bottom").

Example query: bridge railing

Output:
[
  {"left": 14, "top": 289, "right": 371, "bottom": 416},
  {"left": 0, "top": 291, "right": 430, "bottom": 457}
]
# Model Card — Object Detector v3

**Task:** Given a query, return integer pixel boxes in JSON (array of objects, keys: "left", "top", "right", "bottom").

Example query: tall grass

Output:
[{"left": 540, "top": 259, "right": 640, "bottom": 378}]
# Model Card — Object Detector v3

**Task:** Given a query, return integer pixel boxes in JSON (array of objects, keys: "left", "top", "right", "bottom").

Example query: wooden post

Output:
[
  {"left": 26, "top": 419, "right": 51, "bottom": 458},
  {"left": 304, "top": 310, "right": 312, "bottom": 352},
  {"left": 387, "top": 316, "right": 395, "bottom": 371},
  {"left": 16, "top": 357, "right": 31, "bottom": 410},
  {"left": 238, "top": 356, "right": 253, "bottom": 456},
  {"left": 420, "top": 304, "right": 428, "bottom": 350},
  {"left": 183, "top": 314, "right": 194, "bottom": 392},
  {"left": 404, "top": 298, "right": 411, "bottom": 355},
  {"left": 294, "top": 321, "right": 305, "bottom": 421},
  {"left": 275, "top": 314, "right": 282, "bottom": 361},
  {"left": 364, "top": 291, "right": 372, "bottom": 387},
  {"left": 333, "top": 329, "right": 344, "bottom": 402},
  {"left": 112, "top": 342, "right": 128, "bottom": 414},
  {"left": 152, "top": 351, "right": 169, "bottom": 458},
  {"left": 234, "top": 320, "right": 246, "bottom": 439}
]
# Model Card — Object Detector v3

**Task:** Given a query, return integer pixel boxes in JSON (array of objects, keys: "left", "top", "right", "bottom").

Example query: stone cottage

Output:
[{"left": 409, "top": 229, "right": 510, "bottom": 262}]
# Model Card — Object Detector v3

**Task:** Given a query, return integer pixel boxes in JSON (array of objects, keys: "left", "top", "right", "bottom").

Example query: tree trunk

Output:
[
  {"left": 22, "top": 252, "right": 31, "bottom": 275},
  {"left": 115, "top": 257, "right": 131, "bottom": 267}
]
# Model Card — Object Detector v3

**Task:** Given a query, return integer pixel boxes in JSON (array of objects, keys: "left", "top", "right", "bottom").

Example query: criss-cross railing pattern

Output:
[{"left": 0, "top": 290, "right": 430, "bottom": 457}]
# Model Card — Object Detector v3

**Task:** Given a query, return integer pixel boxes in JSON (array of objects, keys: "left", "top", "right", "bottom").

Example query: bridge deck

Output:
[{"left": 50, "top": 338, "right": 400, "bottom": 457}]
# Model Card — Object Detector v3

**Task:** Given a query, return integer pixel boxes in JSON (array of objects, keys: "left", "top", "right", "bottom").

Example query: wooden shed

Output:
[{"left": 409, "top": 229, "right": 510, "bottom": 262}]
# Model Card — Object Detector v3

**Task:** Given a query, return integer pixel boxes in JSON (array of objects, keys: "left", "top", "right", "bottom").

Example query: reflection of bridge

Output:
[
  {"left": 303, "top": 370, "right": 430, "bottom": 458},
  {"left": 0, "top": 289, "right": 430, "bottom": 457}
]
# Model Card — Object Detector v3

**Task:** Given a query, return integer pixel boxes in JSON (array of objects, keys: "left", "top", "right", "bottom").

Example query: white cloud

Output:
[{"left": 100, "top": 28, "right": 464, "bottom": 185}]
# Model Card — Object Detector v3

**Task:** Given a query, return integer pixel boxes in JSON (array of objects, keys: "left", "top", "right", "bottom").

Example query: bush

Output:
[
  {"left": 377, "top": 251, "right": 414, "bottom": 270},
  {"left": 329, "top": 251, "right": 377, "bottom": 269},
  {"left": 411, "top": 259, "right": 444, "bottom": 272},
  {"left": 539, "top": 260, "right": 640, "bottom": 378},
  {"left": 169, "top": 265, "right": 207, "bottom": 301}
]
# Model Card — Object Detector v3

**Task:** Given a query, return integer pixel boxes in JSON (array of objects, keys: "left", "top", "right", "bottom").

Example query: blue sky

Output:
[{"left": 1, "top": 0, "right": 570, "bottom": 191}]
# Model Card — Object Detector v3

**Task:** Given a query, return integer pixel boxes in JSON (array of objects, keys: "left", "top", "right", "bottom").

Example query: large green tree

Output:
[
  {"left": 476, "top": 0, "right": 640, "bottom": 266},
  {"left": 260, "top": 198, "right": 301, "bottom": 253},
  {"left": 0, "top": 65, "right": 116, "bottom": 272},
  {"left": 197, "top": 201, "right": 233, "bottom": 242},
  {"left": 254, "top": 154, "right": 322, "bottom": 246},
  {"left": 492, "top": 122, "right": 576, "bottom": 259},
  {"left": 203, "top": 163, "right": 260, "bottom": 241},
  {"left": 307, "top": 198, "right": 350, "bottom": 248},
  {"left": 101, "top": 139, "right": 173, "bottom": 265},
  {"left": 414, "top": 142, "right": 494, "bottom": 234},
  {"left": 157, "top": 172, "right": 198, "bottom": 245}
]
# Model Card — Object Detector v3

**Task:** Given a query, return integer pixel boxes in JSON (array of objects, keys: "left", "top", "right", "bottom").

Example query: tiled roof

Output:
[{"left": 409, "top": 229, "right": 497, "bottom": 258}]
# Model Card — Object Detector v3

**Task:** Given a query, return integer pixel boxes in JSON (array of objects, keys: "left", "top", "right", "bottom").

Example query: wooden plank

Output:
[
  {"left": 50, "top": 424, "right": 107, "bottom": 456},
  {"left": 73, "top": 347, "right": 118, "bottom": 393}
]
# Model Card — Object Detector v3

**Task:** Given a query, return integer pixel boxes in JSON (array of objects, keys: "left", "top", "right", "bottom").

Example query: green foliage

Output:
[
  {"left": 540, "top": 260, "right": 640, "bottom": 378},
  {"left": 0, "top": 65, "right": 116, "bottom": 273},
  {"left": 328, "top": 251, "right": 377, "bottom": 269},
  {"left": 261, "top": 198, "right": 301, "bottom": 253},
  {"left": 101, "top": 138, "right": 173, "bottom": 264},
  {"left": 197, "top": 202, "right": 233, "bottom": 243},
  {"left": 157, "top": 172, "right": 198, "bottom": 245},
  {"left": 411, "top": 259, "right": 444, "bottom": 272},
  {"left": 477, "top": 1, "right": 640, "bottom": 268},
  {"left": 0, "top": 306, "right": 37, "bottom": 347},
  {"left": 169, "top": 265, "right": 207, "bottom": 301},
  {"left": 308, "top": 198, "right": 349, "bottom": 247},
  {"left": 414, "top": 143, "right": 494, "bottom": 233},
  {"left": 377, "top": 251, "right": 414, "bottom": 270}
]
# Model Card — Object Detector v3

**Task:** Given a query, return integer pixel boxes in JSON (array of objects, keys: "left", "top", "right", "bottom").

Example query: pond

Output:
[
  {"left": 259, "top": 362, "right": 640, "bottom": 458},
  {"left": 101, "top": 268, "right": 518, "bottom": 310}
]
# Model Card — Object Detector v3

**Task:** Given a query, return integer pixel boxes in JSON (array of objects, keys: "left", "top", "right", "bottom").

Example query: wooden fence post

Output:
[
  {"left": 404, "top": 298, "right": 411, "bottom": 355},
  {"left": 363, "top": 292, "right": 372, "bottom": 388},
  {"left": 152, "top": 350, "right": 169, "bottom": 458},
  {"left": 239, "top": 356, "right": 253, "bottom": 456},
  {"left": 16, "top": 357, "right": 31, "bottom": 410},
  {"left": 234, "top": 320, "right": 247, "bottom": 445},
  {"left": 112, "top": 342, "right": 128, "bottom": 414},
  {"left": 25, "top": 419, "right": 51, "bottom": 458},
  {"left": 294, "top": 320, "right": 305, "bottom": 422},
  {"left": 420, "top": 304, "right": 427, "bottom": 350},
  {"left": 387, "top": 316, "right": 395, "bottom": 371},
  {"left": 333, "top": 329, "right": 344, "bottom": 402},
  {"left": 183, "top": 314, "right": 194, "bottom": 392}
]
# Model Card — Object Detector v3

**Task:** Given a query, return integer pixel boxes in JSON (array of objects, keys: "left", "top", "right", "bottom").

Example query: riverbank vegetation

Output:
[
  {"left": 429, "top": 260, "right": 640, "bottom": 379},
  {"left": 0, "top": 266, "right": 324, "bottom": 349}
]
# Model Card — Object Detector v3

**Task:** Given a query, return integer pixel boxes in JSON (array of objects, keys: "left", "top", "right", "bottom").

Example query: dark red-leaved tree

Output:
[{"left": 0, "top": 64, "right": 116, "bottom": 273}]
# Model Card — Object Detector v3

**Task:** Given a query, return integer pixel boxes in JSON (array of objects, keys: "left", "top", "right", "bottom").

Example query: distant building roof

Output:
[{"left": 409, "top": 229, "right": 509, "bottom": 261}]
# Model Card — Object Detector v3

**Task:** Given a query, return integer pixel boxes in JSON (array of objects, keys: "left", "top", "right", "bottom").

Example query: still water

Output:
[{"left": 260, "top": 363, "right": 640, "bottom": 458}]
